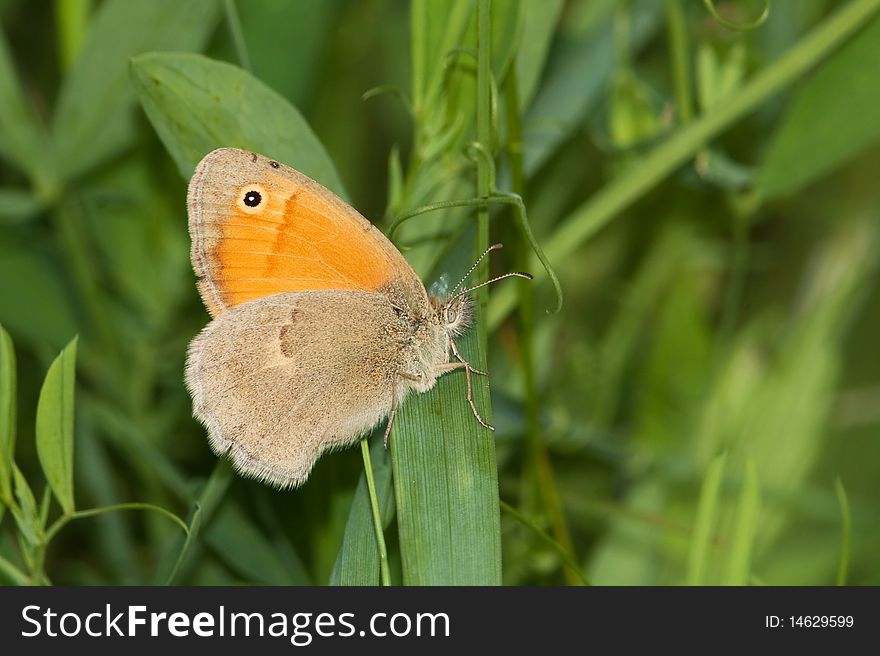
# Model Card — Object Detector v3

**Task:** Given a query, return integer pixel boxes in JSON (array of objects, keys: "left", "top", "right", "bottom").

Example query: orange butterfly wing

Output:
[{"left": 187, "top": 148, "right": 421, "bottom": 317}]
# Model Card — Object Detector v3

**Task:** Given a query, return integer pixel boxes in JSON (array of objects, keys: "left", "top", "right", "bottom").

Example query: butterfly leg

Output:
[
  {"left": 384, "top": 372, "right": 423, "bottom": 447},
  {"left": 446, "top": 340, "right": 495, "bottom": 432}
]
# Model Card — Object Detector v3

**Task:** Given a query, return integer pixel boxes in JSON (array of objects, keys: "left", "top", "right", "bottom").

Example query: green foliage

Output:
[
  {"left": 1, "top": 0, "right": 880, "bottom": 587},
  {"left": 131, "top": 52, "right": 344, "bottom": 192},
  {"left": 35, "top": 336, "right": 77, "bottom": 515}
]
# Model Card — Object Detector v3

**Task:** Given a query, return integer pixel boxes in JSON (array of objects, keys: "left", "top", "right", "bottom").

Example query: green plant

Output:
[{"left": 1, "top": 0, "right": 879, "bottom": 587}]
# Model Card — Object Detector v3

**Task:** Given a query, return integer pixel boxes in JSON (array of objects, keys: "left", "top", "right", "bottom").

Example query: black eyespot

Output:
[
  {"left": 269, "top": 161, "right": 280, "bottom": 169},
  {"left": 447, "top": 309, "right": 457, "bottom": 323},
  {"left": 243, "top": 190, "right": 262, "bottom": 207}
]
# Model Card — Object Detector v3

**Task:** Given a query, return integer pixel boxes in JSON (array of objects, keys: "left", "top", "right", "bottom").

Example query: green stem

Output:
[
  {"left": 44, "top": 502, "right": 189, "bottom": 544},
  {"left": 665, "top": 0, "right": 693, "bottom": 124},
  {"left": 360, "top": 439, "right": 390, "bottom": 586},
  {"left": 476, "top": 0, "right": 491, "bottom": 277},
  {"left": 54, "top": 0, "right": 91, "bottom": 72},
  {"left": 488, "top": 0, "right": 880, "bottom": 329},
  {"left": 716, "top": 212, "right": 749, "bottom": 351},
  {"left": 504, "top": 74, "right": 579, "bottom": 586},
  {"left": 223, "top": 0, "right": 252, "bottom": 72}
]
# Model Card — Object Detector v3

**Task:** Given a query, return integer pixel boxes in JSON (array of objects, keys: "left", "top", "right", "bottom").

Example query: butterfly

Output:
[{"left": 184, "top": 148, "right": 529, "bottom": 488}]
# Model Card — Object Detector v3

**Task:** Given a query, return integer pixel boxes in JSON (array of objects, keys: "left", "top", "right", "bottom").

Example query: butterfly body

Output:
[{"left": 184, "top": 148, "right": 478, "bottom": 487}]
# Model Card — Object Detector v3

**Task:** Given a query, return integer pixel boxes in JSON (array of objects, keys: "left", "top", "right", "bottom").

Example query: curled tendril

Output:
[
  {"left": 361, "top": 85, "right": 413, "bottom": 116},
  {"left": 388, "top": 142, "right": 563, "bottom": 315},
  {"left": 702, "top": 0, "right": 769, "bottom": 32}
]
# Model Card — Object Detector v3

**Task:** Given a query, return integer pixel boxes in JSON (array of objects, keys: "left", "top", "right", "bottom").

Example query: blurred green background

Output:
[{"left": 1, "top": 0, "right": 879, "bottom": 586}]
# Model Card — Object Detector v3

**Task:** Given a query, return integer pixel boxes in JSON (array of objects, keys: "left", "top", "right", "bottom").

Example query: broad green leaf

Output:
[
  {"left": 35, "top": 336, "right": 78, "bottom": 515},
  {"left": 51, "top": 0, "right": 221, "bottom": 180},
  {"left": 131, "top": 52, "right": 345, "bottom": 195},
  {"left": 0, "top": 27, "right": 52, "bottom": 184},
  {"left": 759, "top": 14, "right": 880, "bottom": 199},
  {"left": 722, "top": 459, "right": 761, "bottom": 585},
  {"left": 0, "top": 323, "right": 15, "bottom": 515},
  {"left": 392, "top": 313, "right": 501, "bottom": 585},
  {"left": 329, "top": 437, "right": 394, "bottom": 585},
  {"left": 686, "top": 452, "right": 726, "bottom": 585}
]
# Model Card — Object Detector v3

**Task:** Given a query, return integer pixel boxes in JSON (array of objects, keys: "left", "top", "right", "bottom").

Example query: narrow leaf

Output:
[
  {"left": 686, "top": 452, "right": 727, "bottom": 585},
  {"left": 722, "top": 459, "right": 761, "bottom": 585},
  {"left": 131, "top": 52, "right": 345, "bottom": 195},
  {"left": 0, "top": 323, "right": 15, "bottom": 510},
  {"left": 35, "top": 336, "right": 78, "bottom": 515}
]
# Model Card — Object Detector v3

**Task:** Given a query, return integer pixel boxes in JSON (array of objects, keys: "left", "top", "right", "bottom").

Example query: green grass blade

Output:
[
  {"left": 329, "top": 437, "right": 394, "bottom": 585},
  {"left": 392, "top": 321, "right": 501, "bottom": 585},
  {"left": 834, "top": 477, "right": 852, "bottom": 586},
  {"left": 722, "top": 459, "right": 761, "bottom": 585},
  {"left": 131, "top": 52, "right": 345, "bottom": 196},
  {"left": 35, "top": 336, "right": 78, "bottom": 516},
  {"left": 686, "top": 452, "right": 726, "bottom": 585}
]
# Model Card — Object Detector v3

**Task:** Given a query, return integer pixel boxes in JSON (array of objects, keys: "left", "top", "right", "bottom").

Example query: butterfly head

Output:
[{"left": 430, "top": 293, "right": 474, "bottom": 338}]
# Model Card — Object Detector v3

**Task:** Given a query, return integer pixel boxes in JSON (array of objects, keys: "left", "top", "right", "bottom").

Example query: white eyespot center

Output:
[{"left": 237, "top": 183, "right": 268, "bottom": 213}]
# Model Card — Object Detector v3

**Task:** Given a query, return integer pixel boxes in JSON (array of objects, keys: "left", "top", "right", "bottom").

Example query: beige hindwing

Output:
[{"left": 185, "top": 290, "right": 404, "bottom": 487}]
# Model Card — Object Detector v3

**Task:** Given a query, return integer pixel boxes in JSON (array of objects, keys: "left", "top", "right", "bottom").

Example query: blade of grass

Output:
[
  {"left": 389, "top": 0, "right": 502, "bottom": 587},
  {"left": 686, "top": 452, "right": 727, "bottom": 585},
  {"left": 722, "top": 458, "right": 761, "bottom": 585},
  {"left": 834, "top": 476, "right": 851, "bottom": 585},
  {"left": 360, "top": 438, "right": 390, "bottom": 585}
]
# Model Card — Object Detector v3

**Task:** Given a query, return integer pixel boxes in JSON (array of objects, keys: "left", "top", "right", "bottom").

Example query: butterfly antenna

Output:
[
  {"left": 449, "top": 243, "right": 504, "bottom": 297},
  {"left": 452, "top": 271, "right": 533, "bottom": 301}
]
